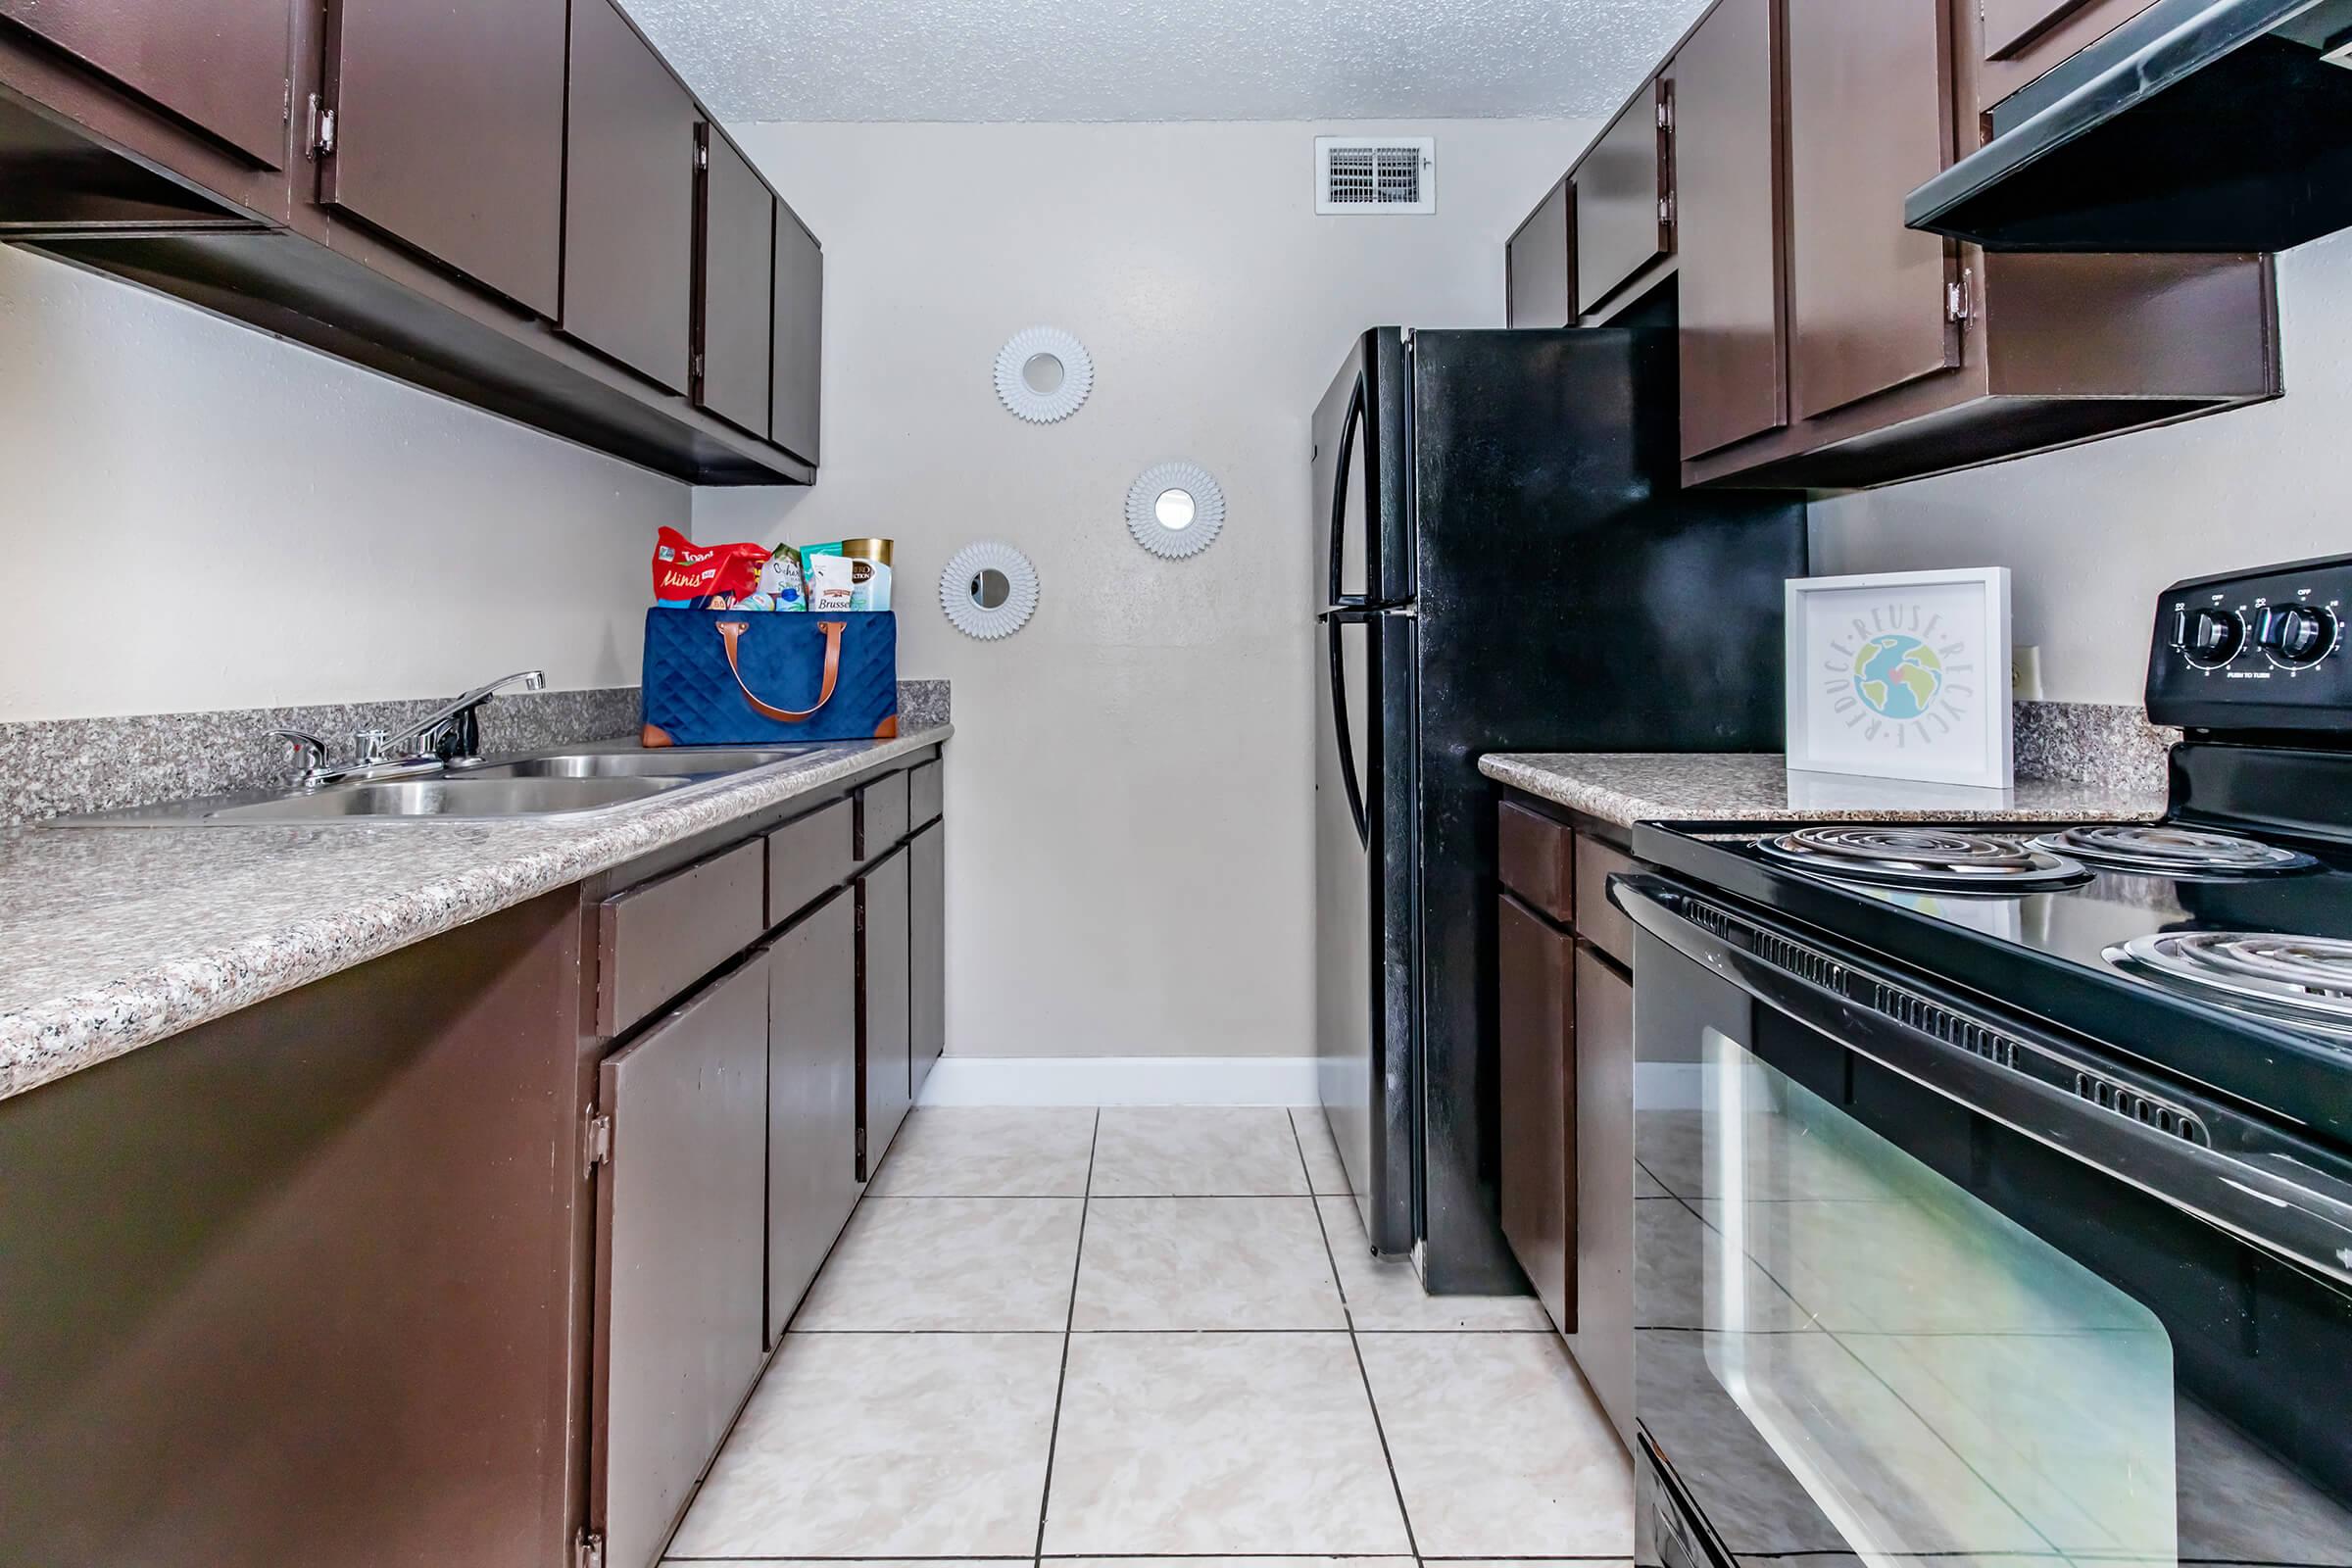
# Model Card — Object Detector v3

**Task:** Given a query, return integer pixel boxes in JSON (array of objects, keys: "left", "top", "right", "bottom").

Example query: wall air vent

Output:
[{"left": 1316, "top": 136, "right": 1436, "bottom": 215}]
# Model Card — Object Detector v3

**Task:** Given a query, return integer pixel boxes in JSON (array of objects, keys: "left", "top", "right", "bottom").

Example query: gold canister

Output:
[{"left": 839, "top": 537, "right": 894, "bottom": 566}]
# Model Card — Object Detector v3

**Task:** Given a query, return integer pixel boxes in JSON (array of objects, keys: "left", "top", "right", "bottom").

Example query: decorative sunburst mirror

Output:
[
  {"left": 940, "top": 542, "right": 1041, "bottom": 640},
  {"left": 993, "top": 327, "right": 1094, "bottom": 423},
  {"left": 1125, "top": 461, "right": 1226, "bottom": 560}
]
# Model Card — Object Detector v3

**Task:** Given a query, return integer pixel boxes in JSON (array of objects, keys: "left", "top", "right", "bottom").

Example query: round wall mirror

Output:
[
  {"left": 995, "top": 327, "right": 1094, "bottom": 423},
  {"left": 970, "top": 566, "right": 1013, "bottom": 609},
  {"left": 1021, "top": 354, "right": 1065, "bottom": 395},
  {"left": 941, "top": 542, "right": 1040, "bottom": 639},
  {"left": 1126, "top": 461, "right": 1226, "bottom": 560}
]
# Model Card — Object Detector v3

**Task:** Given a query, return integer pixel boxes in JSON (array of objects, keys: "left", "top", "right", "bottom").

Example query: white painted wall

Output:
[
  {"left": 697, "top": 120, "right": 1599, "bottom": 1060},
  {"left": 1811, "top": 228, "right": 2352, "bottom": 706},
  {"left": 0, "top": 245, "right": 683, "bottom": 721}
]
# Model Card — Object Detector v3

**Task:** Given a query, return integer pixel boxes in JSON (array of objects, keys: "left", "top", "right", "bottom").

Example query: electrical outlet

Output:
[{"left": 2012, "top": 644, "right": 2045, "bottom": 701}]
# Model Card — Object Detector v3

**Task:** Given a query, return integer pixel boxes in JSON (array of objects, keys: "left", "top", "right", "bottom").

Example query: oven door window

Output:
[{"left": 1696, "top": 1026, "right": 2177, "bottom": 1568}]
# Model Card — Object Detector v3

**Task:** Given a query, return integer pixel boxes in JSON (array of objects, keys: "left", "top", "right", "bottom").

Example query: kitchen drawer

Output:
[
  {"left": 598, "top": 838, "right": 765, "bottom": 1036},
  {"left": 858, "top": 770, "right": 909, "bottom": 859},
  {"left": 1574, "top": 838, "right": 1638, "bottom": 967},
  {"left": 1497, "top": 802, "right": 1575, "bottom": 926},
  {"left": 766, "top": 799, "right": 854, "bottom": 927},
  {"left": 909, "top": 760, "right": 943, "bottom": 829}
]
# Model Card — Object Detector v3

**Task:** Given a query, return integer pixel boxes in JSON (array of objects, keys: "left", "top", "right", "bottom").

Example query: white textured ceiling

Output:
[{"left": 618, "top": 0, "right": 1709, "bottom": 122}]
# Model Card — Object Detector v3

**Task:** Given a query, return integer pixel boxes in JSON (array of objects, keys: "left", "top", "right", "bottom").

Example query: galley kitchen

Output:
[{"left": 2, "top": 2, "right": 2349, "bottom": 1566}]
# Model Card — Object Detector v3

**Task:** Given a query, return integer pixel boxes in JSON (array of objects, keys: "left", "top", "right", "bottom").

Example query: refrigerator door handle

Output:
[
  {"left": 1327, "top": 374, "right": 1366, "bottom": 610},
  {"left": 1326, "top": 612, "right": 1370, "bottom": 850}
]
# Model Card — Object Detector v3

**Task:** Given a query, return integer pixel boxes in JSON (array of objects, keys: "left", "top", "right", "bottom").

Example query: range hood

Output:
[{"left": 1907, "top": 0, "right": 2352, "bottom": 251}]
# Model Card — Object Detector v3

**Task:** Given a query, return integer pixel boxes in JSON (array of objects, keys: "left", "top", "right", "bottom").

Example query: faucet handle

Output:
[
  {"left": 352, "top": 728, "right": 391, "bottom": 765},
  {"left": 269, "top": 728, "right": 330, "bottom": 780}
]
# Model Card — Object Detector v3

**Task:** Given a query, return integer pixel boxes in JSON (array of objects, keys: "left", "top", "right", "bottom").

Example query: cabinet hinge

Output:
[
  {"left": 1658, "top": 192, "right": 1676, "bottom": 226},
  {"left": 697, "top": 142, "right": 710, "bottom": 171},
  {"left": 583, "top": 1110, "right": 612, "bottom": 1178},
  {"left": 1656, "top": 94, "right": 1673, "bottom": 131},
  {"left": 282, "top": 79, "right": 293, "bottom": 124},
  {"left": 305, "top": 93, "right": 337, "bottom": 160},
  {"left": 1947, "top": 267, "right": 1974, "bottom": 323},
  {"left": 575, "top": 1530, "right": 606, "bottom": 1568}
]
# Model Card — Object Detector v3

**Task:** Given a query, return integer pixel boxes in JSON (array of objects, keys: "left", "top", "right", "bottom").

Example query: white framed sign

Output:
[{"left": 1787, "top": 567, "right": 2013, "bottom": 789}]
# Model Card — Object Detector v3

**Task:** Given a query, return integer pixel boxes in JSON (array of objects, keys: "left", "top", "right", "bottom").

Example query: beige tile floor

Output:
[{"left": 663, "top": 1105, "right": 1634, "bottom": 1566}]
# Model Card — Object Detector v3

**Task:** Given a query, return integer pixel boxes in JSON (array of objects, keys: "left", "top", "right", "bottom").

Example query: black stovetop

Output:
[{"left": 1631, "top": 807, "right": 2352, "bottom": 1152}]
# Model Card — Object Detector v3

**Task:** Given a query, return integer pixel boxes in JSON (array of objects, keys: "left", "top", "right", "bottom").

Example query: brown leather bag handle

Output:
[{"left": 713, "top": 619, "right": 846, "bottom": 722}]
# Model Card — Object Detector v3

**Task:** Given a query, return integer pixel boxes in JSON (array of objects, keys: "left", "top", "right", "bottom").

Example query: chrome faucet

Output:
[
  {"left": 264, "top": 669, "right": 546, "bottom": 791},
  {"left": 382, "top": 669, "right": 548, "bottom": 767}
]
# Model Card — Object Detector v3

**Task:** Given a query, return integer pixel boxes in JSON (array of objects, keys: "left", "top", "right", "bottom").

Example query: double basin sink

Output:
[{"left": 50, "top": 746, "right": 831, "bottom": 826}]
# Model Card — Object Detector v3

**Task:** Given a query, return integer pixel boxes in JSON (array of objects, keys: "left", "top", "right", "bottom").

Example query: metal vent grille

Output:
[{"left": 1316, "top": 137, "right": 1436, "bottom": 214}]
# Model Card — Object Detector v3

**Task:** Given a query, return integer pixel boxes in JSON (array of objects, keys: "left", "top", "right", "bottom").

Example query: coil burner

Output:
[
  {"left": 2030, "top": 824, "right": 2317, "bottom": 878},
  {"left": 1756, "top": 825, "right": 2092, "bottom": 893},
  {"left": 2108, "top": 932, "right": 2352, "bottom": 1039}
]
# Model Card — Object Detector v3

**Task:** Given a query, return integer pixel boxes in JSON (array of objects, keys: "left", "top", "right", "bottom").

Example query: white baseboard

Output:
[{"left": 917, "top": 1054, "right": 1321, "bottom": 1107}]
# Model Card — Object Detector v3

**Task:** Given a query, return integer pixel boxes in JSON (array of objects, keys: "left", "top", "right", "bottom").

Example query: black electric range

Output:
[{"left": 1618, "top": 555, "right": 2352, "bottom": 1568}]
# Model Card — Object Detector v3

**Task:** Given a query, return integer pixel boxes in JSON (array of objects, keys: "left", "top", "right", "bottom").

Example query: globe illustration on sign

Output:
[{"left": 1851, "top": 633, "right": 1945, "bottom": 720}]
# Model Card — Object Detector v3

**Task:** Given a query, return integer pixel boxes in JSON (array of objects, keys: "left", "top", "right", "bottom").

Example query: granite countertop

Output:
[
  {"left": 1480, "top": 752, "right": 2168, "bottom": 829},
  {"left": 0, "top": 728, "right": 950, "bottom": 1103}
]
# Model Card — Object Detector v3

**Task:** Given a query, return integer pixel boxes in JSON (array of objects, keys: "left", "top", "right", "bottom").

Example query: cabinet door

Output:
[
  {"left": 1576, "top": 81, "right": 1672, "bottom": 317},
  {"left": 768, "top": 891, "right": 860, "bottom": 1346},
  {"left": 1506, "top": 178, "right": 1573, "bottom": 329},
  {"left": 1570, "top": 945, "right": 1636, "bottom": 1448},
  {"left": 562, "top": 0, "right": 697, "bottom": 392},
  {"left": 908, "top": 822, "right": 946, "bottom": 1102},
  {"left": 1786, "top": 0, "right": 1957, "bottom": 420},
  {"left": 771, "top": 201, "right": 823, "bottom": 461},
  {"left": 1671, "top": 0, "right": 1788, "bottom": 459},
  {"left": 594, "top": 954, "right": 769, "bottom": 1568},
  {"left": 697, "top": 125, "right": 774, "bottom": 435},
  {"left": 319, "top": 0, "right": 568, "bottom": 316},
  {"left": 1497, "top": 895, "right": 1572, "bottom": 1333},
  {"left": 0, "top": 0, "right": 290, "bottom": 168},
  {"left": 1978, "top": 0, "right": 2156, "bottom": 110},
  {"left": 858, "top": 847, "right": 912, "bottom": 1178}
]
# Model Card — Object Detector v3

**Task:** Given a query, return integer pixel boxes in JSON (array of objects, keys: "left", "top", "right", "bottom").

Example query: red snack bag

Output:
[{"left": 652, "top": 525, "right": 768, "bottom": 606}]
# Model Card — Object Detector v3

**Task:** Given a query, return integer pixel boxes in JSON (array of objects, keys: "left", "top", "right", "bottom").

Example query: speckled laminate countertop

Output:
[
  {"left": 1480, "top": 752, "right": 2167, "bottom": 829},
  {"left": 0, "top": 728, "right": 949, "bottom": 1103}
]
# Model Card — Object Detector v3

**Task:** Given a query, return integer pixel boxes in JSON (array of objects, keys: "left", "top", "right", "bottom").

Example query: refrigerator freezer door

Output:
[
  {"left": 1313, "top": 329, "right": 1414, "bottom": 611},
  {"left": 1315, "top": 607, "right": 1417, "bottom": 1253}
]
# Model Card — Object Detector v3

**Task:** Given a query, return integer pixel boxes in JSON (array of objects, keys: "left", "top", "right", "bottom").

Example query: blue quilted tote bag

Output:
[{"left": 641, "top": 610, "right": 900, "bottom": 745}]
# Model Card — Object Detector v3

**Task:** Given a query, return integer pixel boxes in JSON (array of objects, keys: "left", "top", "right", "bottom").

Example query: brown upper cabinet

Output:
[
  {"left": 1978, "top": 0, "right": 2158, "bottom": 109},
  {"left": 562, "top": 0, "right": 699, "bottom": 394},
  {"left": 1501, "top": 0, "right": 2279, "bottom": 493},
  {"left": 771, "top": 201, "right": 824, "bottom": 461},
  {"left": 1576, "top": 80, "right": 1674, "bottom": 318},
  {"left": 1667, "top": 0, "right": 1786, "bottom": 459},
  {"left": 0, "top": 0, "right": 820, "bottom": 484},
  {"left": 698, "top": 126, "right": 775, "bottom": 436},
  {"left": 318, "top": 0, "right": 569, "bottom": 317},
  {"left": 1785, "top": 0, "right": 1958, "bottom": 421},
  {"left": 1506, "top": 177, "right": 1573, "bottom": 329},
  {"left": 0, "top": 0, "right": 289, "bottom": 169}
]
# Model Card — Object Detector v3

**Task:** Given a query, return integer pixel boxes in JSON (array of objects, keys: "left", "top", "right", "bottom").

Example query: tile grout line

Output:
[
  {"left": 1032, "top": 1106, "right": 1100, "bottom": 1568},
  {"left": 1292, "top": 1108, "right": 1426, "bottom": 1566}
]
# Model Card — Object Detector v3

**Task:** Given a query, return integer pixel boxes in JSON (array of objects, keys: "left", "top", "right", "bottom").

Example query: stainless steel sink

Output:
[
  {"left": 43, "top": 741, "right": 826, "bottom": 826},
  {"left": 466, "top": 746, "right": 823, "bottom": 780},
  {"left": 202, "top": 775, "right": 689, "bottom": 822}
]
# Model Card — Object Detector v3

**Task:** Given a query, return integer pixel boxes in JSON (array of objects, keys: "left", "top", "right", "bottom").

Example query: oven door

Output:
[{"left": 1615, "top": 875, "right": 2352, "bottom": 1568}]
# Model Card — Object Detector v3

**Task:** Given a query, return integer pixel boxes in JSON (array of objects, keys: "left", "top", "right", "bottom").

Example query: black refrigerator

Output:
[{"left": 1312, "top": 326, "right": 1805, "bottom": 1293}]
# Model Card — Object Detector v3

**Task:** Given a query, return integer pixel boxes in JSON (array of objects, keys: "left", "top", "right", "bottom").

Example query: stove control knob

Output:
[
  {"left": 2254, "top": 603, "right": 2338, "bottom": 667},
  {"left": 2180, "top": 607, "right": 2246, "bottom": 668}
]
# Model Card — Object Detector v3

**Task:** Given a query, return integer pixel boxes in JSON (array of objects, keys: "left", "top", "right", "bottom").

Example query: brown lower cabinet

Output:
[
  {"left": 1570, "top": 944, "right": 1636, "bottom": 1446},
  {"left": 1495, "top": 797, "right": 1637, "bottom": 1452},
  {"left": 0, "top": 746, "right": 942, "bottom": 1568},
  {"left": 766, "top": 888, "right": 861, "bottom": 1346},
  {"left": 593, "top": 949, "right": 772, "bottom": 1568},
  {"left": 909, "top": 820, "right": 946, "bottom": 1101},
  {"left": 859, "top": 844, "right": 913, "bottom": 1179}
]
